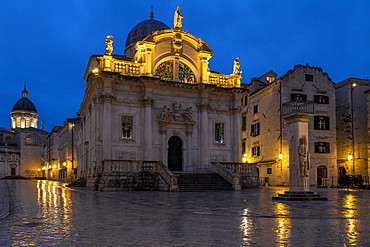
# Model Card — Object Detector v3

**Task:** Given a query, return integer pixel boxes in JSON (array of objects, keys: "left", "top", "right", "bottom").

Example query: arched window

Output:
[
  {"left": 178, "top": 61, "right": 196, "bottom": 83},
  {"left": 154, "top": 60, "right": 196, "bottom": 84},
  {"left": 154, "top": 60, "right": 173, "bottom": 81}
]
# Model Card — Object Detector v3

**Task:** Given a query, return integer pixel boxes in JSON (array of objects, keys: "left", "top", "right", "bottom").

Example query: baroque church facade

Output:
[
  {"left": 77, "top": 8, "right": 251, "bottom": 190},
  {"left": 0, "top": 85, "right": 47, "bottom": 178}
]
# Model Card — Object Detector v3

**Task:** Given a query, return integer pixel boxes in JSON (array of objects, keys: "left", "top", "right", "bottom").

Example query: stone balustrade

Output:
[
  {"left": 98, "top": 160, "right": 178, "bottom": 192},
  {"left": 212, "top": 162, "right": 260, "bottom": 189},
  {"left": 282, "top": 100, "right": 314, "bottom": 116}
]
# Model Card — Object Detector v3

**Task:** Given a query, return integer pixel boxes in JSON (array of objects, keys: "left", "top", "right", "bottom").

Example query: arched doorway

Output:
[
  {"left": 317, "top": 165, "right": 327, "bottom": 187},
  {"left": 338, "top": 166, "right": 346, "bottom": 177},
  {"left": 168, "top": 136, "right": 183, "bottom": 172}
]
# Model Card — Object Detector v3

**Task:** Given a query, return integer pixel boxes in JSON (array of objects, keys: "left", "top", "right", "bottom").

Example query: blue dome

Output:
[
  {"left": 12, "top": 98, "right": 37, "bottom": 113},
  {"left": 125, "top": 18, "right": 170, "bottom": 48},
  {"left": 12, "top": 86, "right": 37, "bottom": 113}
]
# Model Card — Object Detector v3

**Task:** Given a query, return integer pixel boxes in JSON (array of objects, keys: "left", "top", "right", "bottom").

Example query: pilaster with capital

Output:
[
  {"left": 141, "top": 97, "right": 155, "bottom": 160},
  {"left": 197, "top": 103, "right": 210, "bottom": 169}
]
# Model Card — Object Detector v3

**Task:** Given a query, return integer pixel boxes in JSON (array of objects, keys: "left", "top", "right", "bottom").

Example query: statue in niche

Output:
[
  {"left": 233, "top": 57, "right": 241, "bottom": 75},
  {"left": 173, "top": 5, "right": 184, "bottom": 28},
  {"left": 298, "top": 135, "right": 309, "bottom": 177},
  {"left": 105, "top": 35, "right": 114, "bottom": 55}
]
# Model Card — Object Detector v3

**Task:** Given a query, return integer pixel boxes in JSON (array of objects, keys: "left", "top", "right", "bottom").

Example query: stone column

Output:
[
  {"left": 284, "top": 113, "right": 313, "bottom": 191},
  {"left": 142, "top": 97, "right": 154, "bottom": 160},
  {"left": 231, "top": 107, "right": 241, "bottom": 162},
  {"left": 185, "top": 127, "right": 193, "bottom": 172},
  {"left": 99, "top": 92, "right": 115, "bottom": 162},
  {"left": 198, "top": 103, "right": 209, "bottom": 172}
]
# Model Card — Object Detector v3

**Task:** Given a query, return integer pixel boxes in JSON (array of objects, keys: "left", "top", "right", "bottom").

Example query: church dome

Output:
[
  {"left": 125, "top": 14, "right": 170, "bottom": 49},
  {"left": 12, "top": 86, "right": 37, "bottom": 113}
]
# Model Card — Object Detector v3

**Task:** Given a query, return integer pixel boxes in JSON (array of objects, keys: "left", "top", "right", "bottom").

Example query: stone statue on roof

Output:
[
  {"left": 105, "top": 35, "right": 114, "bottom": 55},
  {"left": 233, "top": 57, "right": 242, "bottom": 75},
  {"left": 174, "top": 5, "right": 183, "bottom": 28}
]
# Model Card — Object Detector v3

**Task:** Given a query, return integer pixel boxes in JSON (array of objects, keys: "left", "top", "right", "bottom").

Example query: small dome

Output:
[
  {"left": 125, "top": 18, "right": 170, "bottom": 48},
  {"left": 12, "top": 86, "right": 37, "bottom": 113}
]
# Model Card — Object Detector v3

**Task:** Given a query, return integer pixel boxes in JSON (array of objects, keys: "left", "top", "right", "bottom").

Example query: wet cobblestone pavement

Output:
[{"left": 1, "top": 180, "right": 370, "bottom": 246}]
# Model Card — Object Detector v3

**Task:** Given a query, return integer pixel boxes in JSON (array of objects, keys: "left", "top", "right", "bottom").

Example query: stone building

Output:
[
  {"left": 0, "top": 85, "right": 47, "bottom": 178},
  {"left": 243, "top": 65, "right": 337, "bottom": 187},
  {"left": 336, "top": 78, "right": 370, "bottom": 183},
  {"left": 76, "top": 9, "right": 260, "bottom": 191},
  {"left": 41, "top": 117, "right": 80, "bottom": 182}
]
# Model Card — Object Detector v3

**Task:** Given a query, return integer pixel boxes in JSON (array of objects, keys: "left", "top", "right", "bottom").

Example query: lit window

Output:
[
  {"left": 291, "top": 93, "right": 307, "bottom": 102},
  {"left": 314, "top": 95, "right": 329, "bottom": 104},
  {"left": 252, "top": 146, "right": 260, "bottom": 157},
  {"left": 314, "top": 116, "right": 329, "bottom": 130},
  {"left": 266, "top": 76, "right": 275, "bottom": 83},
  {"left": 215, "top": 123, "right": 224, "bottom": 143},
  {"left": 178, "top": 62, "right": 196, "bottom": 84},
  {"left": 250, "top": 123, "right": 260, "bottom": 137},
  {"left": 122, "top": 116, "right": 133, "bottom": 139},
  {"left": 154, "top": 60, "right": 174, "bottom": 81},
  {"left": 314, "top": 142, "right": 330, "bottom": 153}
]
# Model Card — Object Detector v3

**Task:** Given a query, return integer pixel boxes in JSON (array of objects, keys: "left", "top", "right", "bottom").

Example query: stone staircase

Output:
[{"left": 177, "top": 173, "right": 233, "bottom": 192}]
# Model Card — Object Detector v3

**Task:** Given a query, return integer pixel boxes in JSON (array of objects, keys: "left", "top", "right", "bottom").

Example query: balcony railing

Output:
[{"left": 282, "top": 100, "right": 314, "bottom": 116}]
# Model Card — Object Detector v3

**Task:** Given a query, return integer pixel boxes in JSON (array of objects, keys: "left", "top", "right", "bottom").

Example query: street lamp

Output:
[
  {"left": 242, "top": 154, "right": 247, "bottom": 163},
  {"left": 350, "top": 83, "right": 356, "bottom": 174}
]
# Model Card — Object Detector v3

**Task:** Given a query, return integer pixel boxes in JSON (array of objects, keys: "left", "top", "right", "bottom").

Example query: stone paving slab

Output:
[
  {"left": 2, "top": 180, "right": 370, "bottom": 246},
  {"left": 0, "top": 180, "right": 10, "bottom": 219}
]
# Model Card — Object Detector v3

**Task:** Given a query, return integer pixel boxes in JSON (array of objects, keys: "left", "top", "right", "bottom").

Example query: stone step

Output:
[
  {"left": 272, "top": 191, "right": 328, "bottom": 201},
  {"left": 177, "top": 173, "right": 233, "bottom": 192}
]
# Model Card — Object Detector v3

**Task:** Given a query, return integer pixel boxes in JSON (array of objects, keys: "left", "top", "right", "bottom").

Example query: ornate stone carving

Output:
[
  {"left": 173, "top": 33, "right": 182, "bottom": 55},
  {"left": 197, "top": 103, "right": 210, "bottom": 112},
  {"left": 158, "top": 102, "right": 195, "bottom": 126},
  {"left": 141, "top": 97, "right": 154, "bottom": 106},
  {"left": 94, "top": 93, "right": 116, "bottom": 103}
]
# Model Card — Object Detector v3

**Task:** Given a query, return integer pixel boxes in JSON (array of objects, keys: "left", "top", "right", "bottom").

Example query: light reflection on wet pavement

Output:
[{"left": 1, "top": 180, "right": 370, "bottom": 246}]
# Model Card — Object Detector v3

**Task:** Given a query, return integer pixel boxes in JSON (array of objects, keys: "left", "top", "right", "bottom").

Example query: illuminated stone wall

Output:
[{"left": 243, "top": 65, "right": 337, "bottom": 187}]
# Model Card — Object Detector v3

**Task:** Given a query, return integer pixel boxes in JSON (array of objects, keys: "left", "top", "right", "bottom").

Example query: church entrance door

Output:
[{"left": 168, "top": 136, "right": 182, "bottom": 172}]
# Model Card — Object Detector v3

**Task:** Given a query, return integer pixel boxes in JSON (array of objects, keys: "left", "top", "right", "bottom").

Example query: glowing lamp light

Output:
[
  {"left": 92, "top": 68, "right": 99, "bottom": 73},
  {"left": 63, "top": 162, "right": 67, "bottom": 166},
  {"left": 278, "top": 153, "right": 283, "bottom": 160},
  {"left": 242, "top": 153, "right": 247, "bottom": 163},
  {"left": 42, "top": 167, "right": 46, "bottom": 170},
  {"left": 38, "top": 169, "right": 41, "bottom": 171},
  {"left": 352, "top": 83, "right": 357, "bottom": 88},
  {"left": 348, "top": 154, "right": 353, "bottom": 160},
  {"left": 53, "top": 165, "right": 57, "bottom": 168}
]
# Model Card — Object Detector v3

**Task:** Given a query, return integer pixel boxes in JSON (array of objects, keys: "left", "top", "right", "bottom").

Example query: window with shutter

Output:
[{"left": 314, "top": 116, "right": 330, "bottom": 130}]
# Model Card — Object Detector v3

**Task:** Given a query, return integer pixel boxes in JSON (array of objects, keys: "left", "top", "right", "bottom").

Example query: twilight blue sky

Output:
[{"left": 1, "top": 0, "right": 370, "bottom": 132}]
